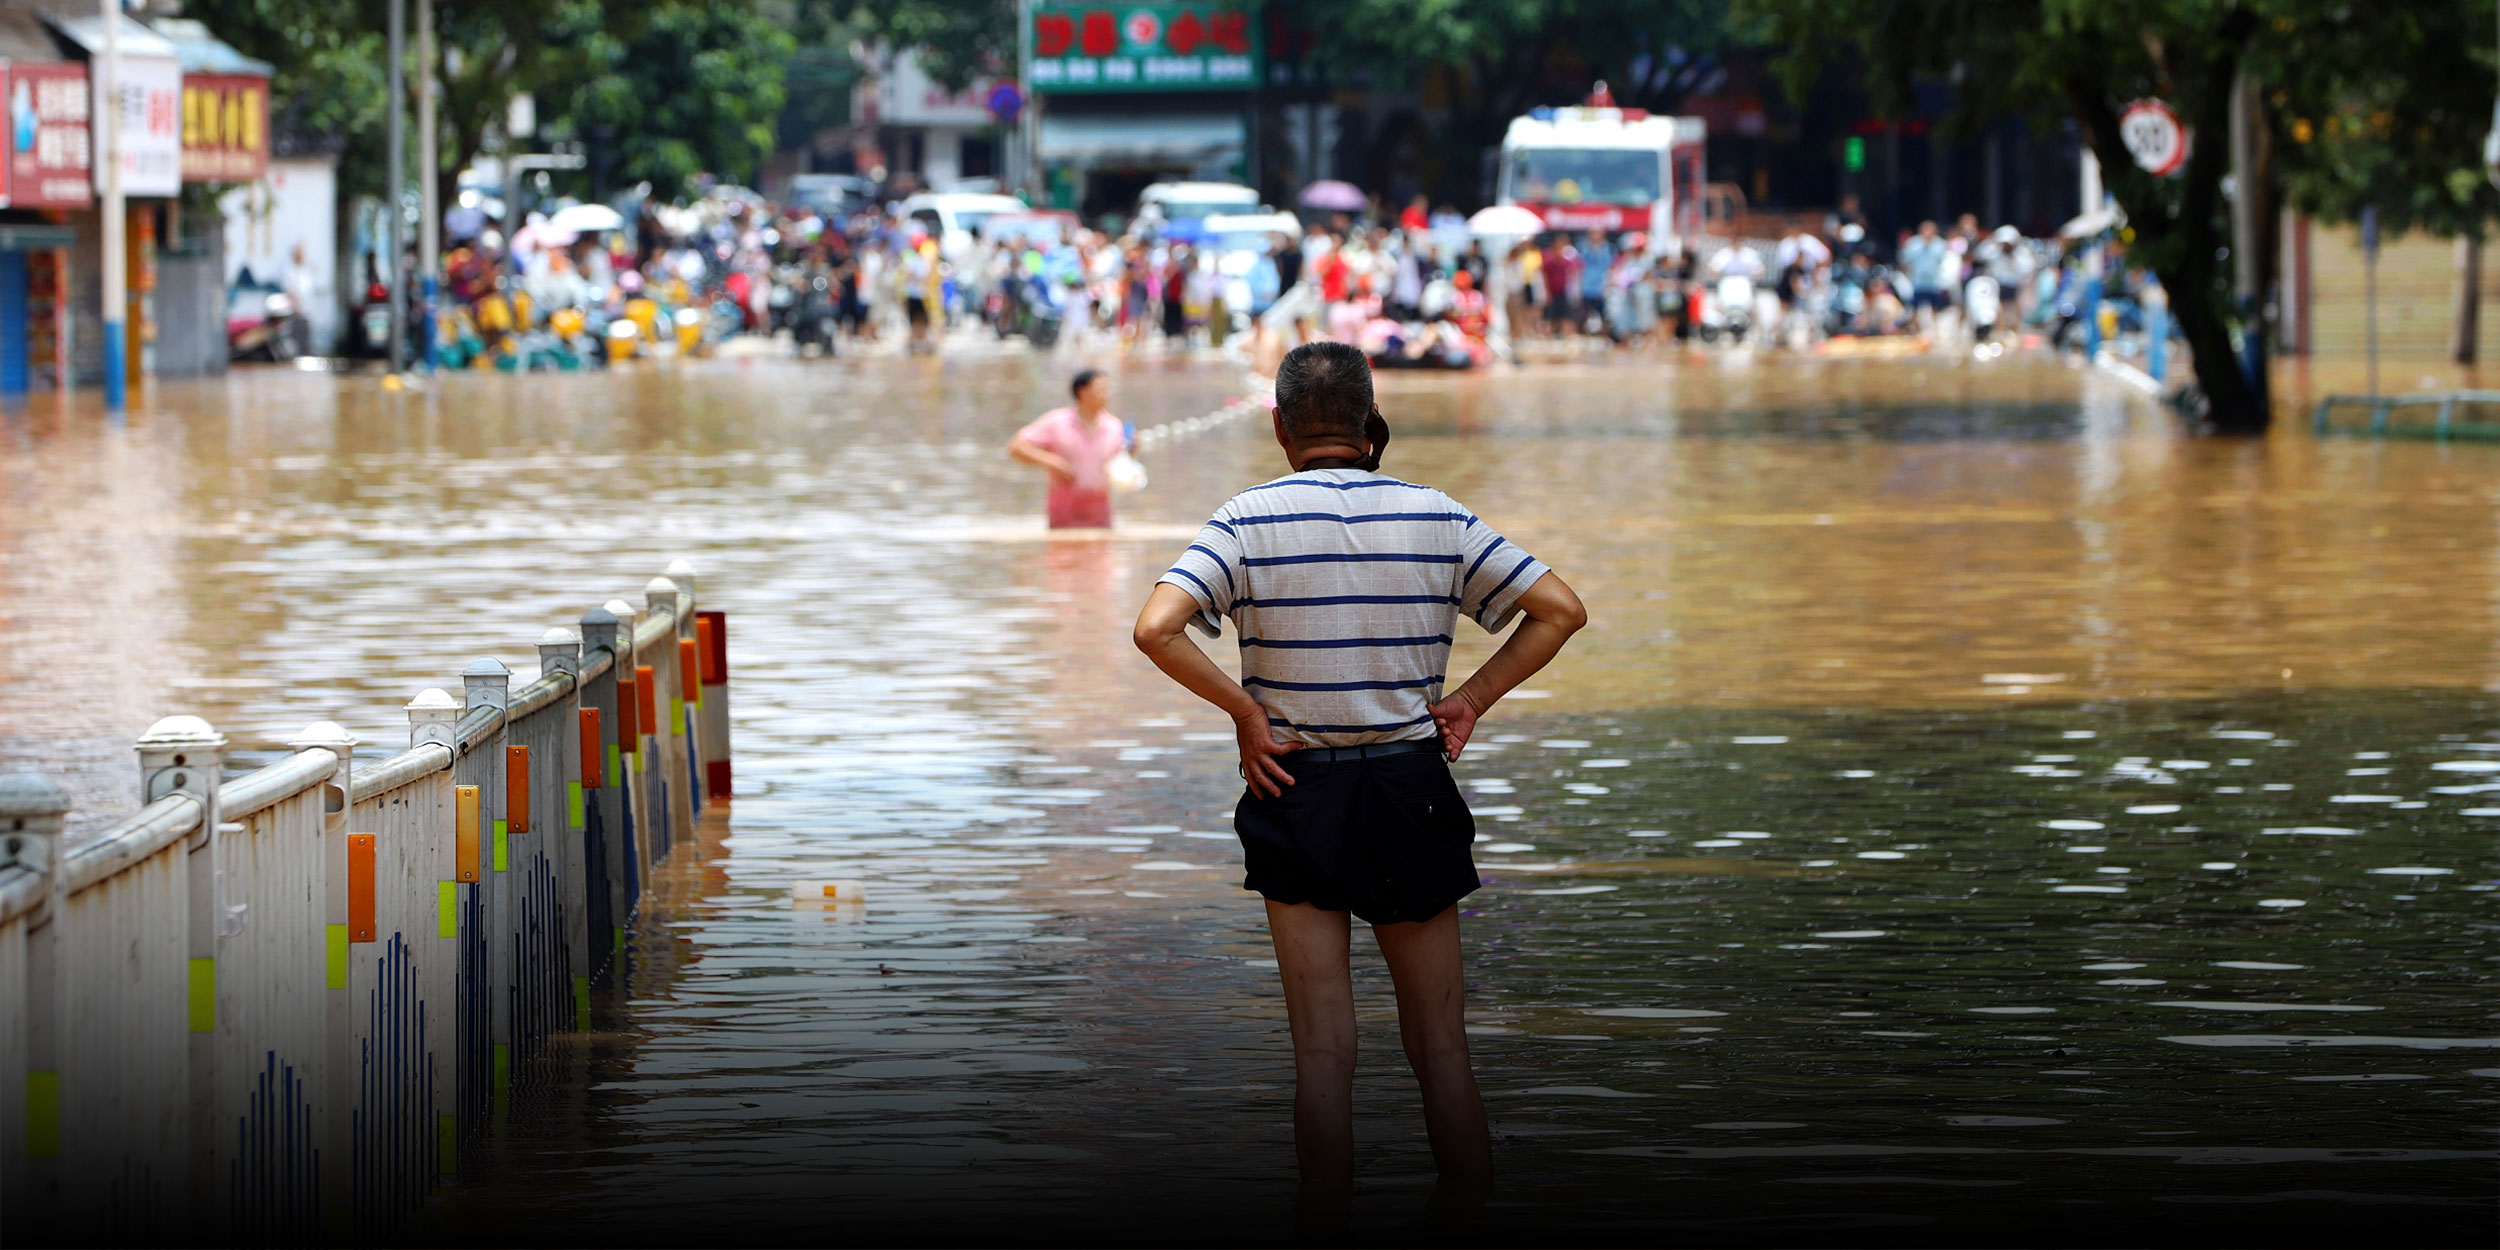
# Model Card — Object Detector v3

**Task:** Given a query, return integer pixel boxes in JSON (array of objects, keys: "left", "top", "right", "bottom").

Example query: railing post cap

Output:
[
  {"left": 0, "top": 772, "right": 71, "bottom": 820},
  {"left": 137, "top": 715, "right": 227, "bottom": 753},
  {"left": 604, "top": 598, "right": 639, "bottom": 620},
  {"left": 406, "top": 688, "right": 460, "bottom": 714},
  {"left": 462, "top": 656, "right": 512, "bottom": 681},
  {"left": 538, "top": 626, "right": 581, "bottom": 648},
  {"left": 664, "top": 557, "right": 697, "bottom": 579},
  {"left": 644, "top": 576, "right": 680, "bottom": 603},
  {"left": 580, "top": 605, "right": 619, "bottom": 628},
  {"left": 284, "top": 721, "right": 359, "bottom": 751}
]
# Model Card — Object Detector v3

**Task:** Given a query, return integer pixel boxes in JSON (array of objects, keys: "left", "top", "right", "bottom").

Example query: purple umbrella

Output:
[{"left": 1298, "top": 180, "right": 1367, "bottom": 213}]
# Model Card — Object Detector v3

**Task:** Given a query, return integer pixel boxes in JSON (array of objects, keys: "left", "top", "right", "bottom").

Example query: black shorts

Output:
[
  {"left": 906, "top": 296, "right": 931, "bottom": 325},
  {"left": 1235, "top": 748, "right": 1480, "bottom": 925}
]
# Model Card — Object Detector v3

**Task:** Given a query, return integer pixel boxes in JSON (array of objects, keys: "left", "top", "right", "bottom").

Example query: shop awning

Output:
[
  {"left": 1038, "top": 114, "right": 1243, "bottom": 167},
  {"left": 0, "top": 223, "right": 77, "bottom": 250},
  {"left": 0, "top": 8, "right": 65, "bottom": 62},
  {"left": 36, "top": 9, "right": 178, "bottom": 61},
  {"left": 144, "top": 17, "right": 272, "bottom": 76}
]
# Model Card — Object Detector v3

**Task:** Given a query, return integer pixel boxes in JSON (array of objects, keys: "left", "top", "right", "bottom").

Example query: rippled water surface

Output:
[{"left": 2, "top": 352, "right": 2495, "bottom": 1244}]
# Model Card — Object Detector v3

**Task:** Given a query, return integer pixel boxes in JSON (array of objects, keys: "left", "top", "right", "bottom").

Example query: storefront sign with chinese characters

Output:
[
  {"left": 180, "top": 74, "right": 267, "bottom": 183},
  {"left": 1029, "top": 3, "right": 1260, "bottom": 94},
  {"left": 2, "top": 62, "right": 92, "bottom": 209}
]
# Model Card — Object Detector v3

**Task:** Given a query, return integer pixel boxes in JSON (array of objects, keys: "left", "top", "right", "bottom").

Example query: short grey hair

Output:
[{"left": 1273, "top": 341, "right": 1372, "bottom": 445}]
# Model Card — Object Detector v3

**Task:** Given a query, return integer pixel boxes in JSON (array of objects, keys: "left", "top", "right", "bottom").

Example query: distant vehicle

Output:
[
  {"left": 783, "top": 173, "right": 877, "bottom": 220},
  {"left": 1136, "top": 181, "right": 1260, "bottom": 228},
  {"left": 1497, "top": 101, "right": 1705, "bottom": 253},
  {"left": 226, "top": 277, "right": 304, "bottom": 362},
  {"left": 896, "top": 191, "right": 1029, "bottom": 265},
  {"left": 1200, "top": 211, "right": 1300, "bottom": 320},
  {"left": 979, "top": 209, "right": 1083, "bottom": 248}
]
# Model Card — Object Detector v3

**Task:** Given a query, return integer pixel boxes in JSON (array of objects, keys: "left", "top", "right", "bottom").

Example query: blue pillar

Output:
[{"left": 0, "top": 251, "right": 28, "bottom": 397}]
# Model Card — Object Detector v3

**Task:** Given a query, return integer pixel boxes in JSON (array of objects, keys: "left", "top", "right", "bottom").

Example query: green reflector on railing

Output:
[
  {"left": 326, "top": 924, "right": 350, "bottom": 989},
  {"left": 438, "top": 881, "right": 458, "bottom": 938},
  {"left": 188, "top": 958, "right": 216, "bottom": 1032},
  {"left": 438, "top": 1114, "right": 457, "bottom": 1175},
  {"left": 493, "top": 818, "right": 509, "bottom": 872},
  {"left": 567, "top": 780, "right": 585, "bottom": 828},
  {"left": 26, "top": 1070, "right": 60, "bottom": 1158}
]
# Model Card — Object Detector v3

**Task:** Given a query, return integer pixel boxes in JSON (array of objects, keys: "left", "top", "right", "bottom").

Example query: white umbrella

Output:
[
  {"left": 547, "top": 203, "right": 627, "bottom": 235},
  {"left": 1467, "top": 204, "right": 1546, "bottom": 237}
]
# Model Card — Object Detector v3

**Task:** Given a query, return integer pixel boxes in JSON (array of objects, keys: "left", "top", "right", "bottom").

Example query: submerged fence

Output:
[{"left": 0, "top": 560, "right": 732, "bottom": 1242}]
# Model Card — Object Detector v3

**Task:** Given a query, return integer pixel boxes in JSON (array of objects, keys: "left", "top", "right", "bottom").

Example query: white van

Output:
[
  {"left": 1136, "top": 181, "right": 1260, "bottom": 227},
  {"left": 895, "top": 192, "right": 1029, "bottom": 265}
]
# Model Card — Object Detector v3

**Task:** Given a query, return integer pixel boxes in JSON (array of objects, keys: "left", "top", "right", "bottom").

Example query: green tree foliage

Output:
[
  {"left": 2259, "top": 2, "right": 2498, "bottom": 237},
  {"left": 789, "top": 0, "right": 1014, "bottom": 89},
  {"left": 1742, "top": 0, "right": 2332, "bottom": 434},
  {"left": 181, "top": 0, "right": 389, "bottom": 197},
  {"left": 549, "top": 2, "right": 796, "bottom": 194}
]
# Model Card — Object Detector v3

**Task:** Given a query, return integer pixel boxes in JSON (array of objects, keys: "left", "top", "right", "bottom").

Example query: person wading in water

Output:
[
  {"left": 1008, "top": 368, "right": 1131, "bottom": 529},
  {"left": 1132, "top": 340, "right": 1588, "bottom": 1219}
]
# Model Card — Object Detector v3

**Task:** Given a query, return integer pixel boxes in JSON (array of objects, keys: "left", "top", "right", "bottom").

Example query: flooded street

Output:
[{"left": 2, "top": 351, "right": 2494, "bottom": 1243}]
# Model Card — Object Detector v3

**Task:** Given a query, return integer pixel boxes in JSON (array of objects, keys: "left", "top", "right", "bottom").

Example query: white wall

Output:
[{"left": 220, "top": 157, "right": 339, "bottom": 354}]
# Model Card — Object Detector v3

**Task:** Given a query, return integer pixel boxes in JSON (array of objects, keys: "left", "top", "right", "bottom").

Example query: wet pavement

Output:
[{"left": 1, "top": 350, "right": 2494, "bottom": 1244}]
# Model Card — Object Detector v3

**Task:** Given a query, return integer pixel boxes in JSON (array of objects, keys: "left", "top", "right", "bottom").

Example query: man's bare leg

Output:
[
  {"left": 1266, "top": 899, "right": 1356, "bottom": 1213},
  {"left": 1373, "top": 906, "right": 1491, "bottom": 1208}
]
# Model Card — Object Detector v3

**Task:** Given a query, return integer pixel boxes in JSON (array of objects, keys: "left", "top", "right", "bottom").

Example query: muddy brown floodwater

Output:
[{"left": 1, "top": 350, "right": 2494, "bottom": 1246}]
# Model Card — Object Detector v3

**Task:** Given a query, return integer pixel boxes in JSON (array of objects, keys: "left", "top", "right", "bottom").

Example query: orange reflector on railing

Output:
[
  {"left": 697, "top": 612, "right": 725, "bottom": 684},
  {"left": 636, "top": 666, "right": 658, "bottom": 739},
  {"left": 348, "top": 833, "right": 377, "bottom": 942},
  {"left": 455, "top": 785, "right": 482, "bottom": 883},
  {"left": 617, "top": 677, "right": 638, "bottom": 753},
  {"left": 679, "top": 639, "right": 700, "bottom": 703},
  {"left": 507, "top": 745, "right": 530, "bottom": 834},
  {"left": 580, "top": 708, "right": 603, "bottom": 786}
]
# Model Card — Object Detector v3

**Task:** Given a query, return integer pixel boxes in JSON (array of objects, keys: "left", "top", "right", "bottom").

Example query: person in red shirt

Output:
[
  {"left": 1007, "top": 369, "right": 1132, "bottom": 528},
  {"left": 1398, "top": 194, "right": 1429, "bottom": 234}
]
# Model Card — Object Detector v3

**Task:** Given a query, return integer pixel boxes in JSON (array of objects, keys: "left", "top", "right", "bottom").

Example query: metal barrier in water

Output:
[{"left": 0, "top": 561, "right": 730, "bottom": 1242}]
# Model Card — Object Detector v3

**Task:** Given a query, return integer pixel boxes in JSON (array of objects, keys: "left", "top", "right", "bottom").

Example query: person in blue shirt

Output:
[
  {"left": 1578, "top": 232, "right": 1615, "bottom": 334},
  {"left": 1898, "top": 219, "right": 1950, "bottom": 328}
]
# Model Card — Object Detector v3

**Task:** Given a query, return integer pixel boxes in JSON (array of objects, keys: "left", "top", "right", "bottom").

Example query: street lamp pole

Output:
[
  {"left": 417, "top": 0, "right": 438, "bottom": 371},
  {"left": 385, "top": 0, "right": 406, "bottom": 376},
  {"left": 1015, "top": 0, "right": 1033, "bottom": 198},
  {"left": 99, "top": 0, "right": 124, "bottom": 414}
]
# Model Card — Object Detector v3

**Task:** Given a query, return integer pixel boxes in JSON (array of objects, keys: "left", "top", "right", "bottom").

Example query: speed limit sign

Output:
[{"left": 2119, "top": 99, "right": 2190, "bottom": 178}]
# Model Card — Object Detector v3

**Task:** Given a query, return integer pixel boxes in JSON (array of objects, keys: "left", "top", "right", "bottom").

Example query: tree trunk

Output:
[
  {"left": 2163, "top": 266, "right": 2264, "bottom": 433},
  {"left": 2454, "top": 234, "right": 2481, "bottom": 365}
]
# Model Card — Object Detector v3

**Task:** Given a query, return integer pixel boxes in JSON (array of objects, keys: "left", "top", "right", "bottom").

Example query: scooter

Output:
[
  {"left": 227, "top": 281, "right": 304, "bottom": 362},
  {"left": 1965, "top": 274, "right": 2001, "bottom": 345},
  {"left": 1700, "top": 273, "right": 1754, "bottom": 343}
]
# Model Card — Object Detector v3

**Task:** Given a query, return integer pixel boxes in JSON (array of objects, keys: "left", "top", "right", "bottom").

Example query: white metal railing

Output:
[{"left": 0, "top": 559, "right": 734, "bottom": 1241}]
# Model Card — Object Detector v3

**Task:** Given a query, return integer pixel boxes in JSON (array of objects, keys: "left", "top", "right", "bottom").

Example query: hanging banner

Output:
[
  {"left": 2, "top": 62, "right": 93, "bottom": 209},
  {"left": 1029, "top": 3, "right": 1262, "bottom": 94},
  {"left": 95, "top": 53, "right": 183, "bottom": 196},
  {"left": 180, "top": 73, "right": 267, "bottom": 183}
]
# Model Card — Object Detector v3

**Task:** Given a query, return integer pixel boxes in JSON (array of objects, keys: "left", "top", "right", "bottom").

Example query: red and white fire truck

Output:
[{"left": 1496, "top": 101, "right": 1706, "bottom": 253}]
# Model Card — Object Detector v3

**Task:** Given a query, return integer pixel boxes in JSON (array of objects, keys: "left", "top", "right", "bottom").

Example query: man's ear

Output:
[{"left": 1272, "top": 407, "right": 1293, "bottom": 454}]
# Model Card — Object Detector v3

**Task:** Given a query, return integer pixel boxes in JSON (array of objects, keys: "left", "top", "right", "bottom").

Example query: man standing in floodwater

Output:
[
  {"left": 1008, "top": 368, "right": 1131, "bottom": 529},
  {"left": 1132, "top": 341, "right": 1588, "bottom": 1219}
]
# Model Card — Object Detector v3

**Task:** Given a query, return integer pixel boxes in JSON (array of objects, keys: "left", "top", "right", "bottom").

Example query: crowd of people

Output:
[{"left": 390, "top": 179, "right": 2152, "bottom": 372}]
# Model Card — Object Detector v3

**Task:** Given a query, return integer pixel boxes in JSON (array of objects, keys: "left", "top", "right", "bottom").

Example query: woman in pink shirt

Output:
[{"left": 1008, "top": 368, "right": 1132, "bottom": 529}]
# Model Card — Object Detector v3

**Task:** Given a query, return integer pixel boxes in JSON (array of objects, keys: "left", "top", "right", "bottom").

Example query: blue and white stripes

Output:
[{"left": 1161, "top": 468, "right": 1549, "bottom": 747}]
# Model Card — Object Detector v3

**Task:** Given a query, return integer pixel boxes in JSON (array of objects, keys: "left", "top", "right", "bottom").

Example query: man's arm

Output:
[
  {"left": 1008, "top": 430, "right": 1076, "bottom": 482},
  {"left": 1429, "top": 572, "right": 1587, "bottom": 761},
  {"left": 1133, "top": 583, "right": 1301, "bottom": 798}
]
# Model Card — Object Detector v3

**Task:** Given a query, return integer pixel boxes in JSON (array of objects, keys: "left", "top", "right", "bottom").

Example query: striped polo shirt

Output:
[{"left": 1159, "top": 468, "right": 1549, "bottom": 747}]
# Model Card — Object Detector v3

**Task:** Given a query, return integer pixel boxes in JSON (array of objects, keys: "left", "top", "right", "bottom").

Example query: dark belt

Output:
[{"left": 1290, "top": 738, "right": 1440, "bottom": 765}]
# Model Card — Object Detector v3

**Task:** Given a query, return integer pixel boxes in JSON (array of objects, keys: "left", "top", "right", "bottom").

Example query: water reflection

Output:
[{"left": 0, "top": 354, "right": 2495, "bottom": 1241}]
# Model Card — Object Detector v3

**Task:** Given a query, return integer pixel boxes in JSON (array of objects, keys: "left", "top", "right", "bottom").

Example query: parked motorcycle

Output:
[
  {"left": 1964, "top": 274, "right": 2002, "bottom": 344},
  {"left": 1700, "top": 273, "right": 1754, "bottom": 343},
  {"left": 227, "top": 281, "right": 304, "bottom": 362}
]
